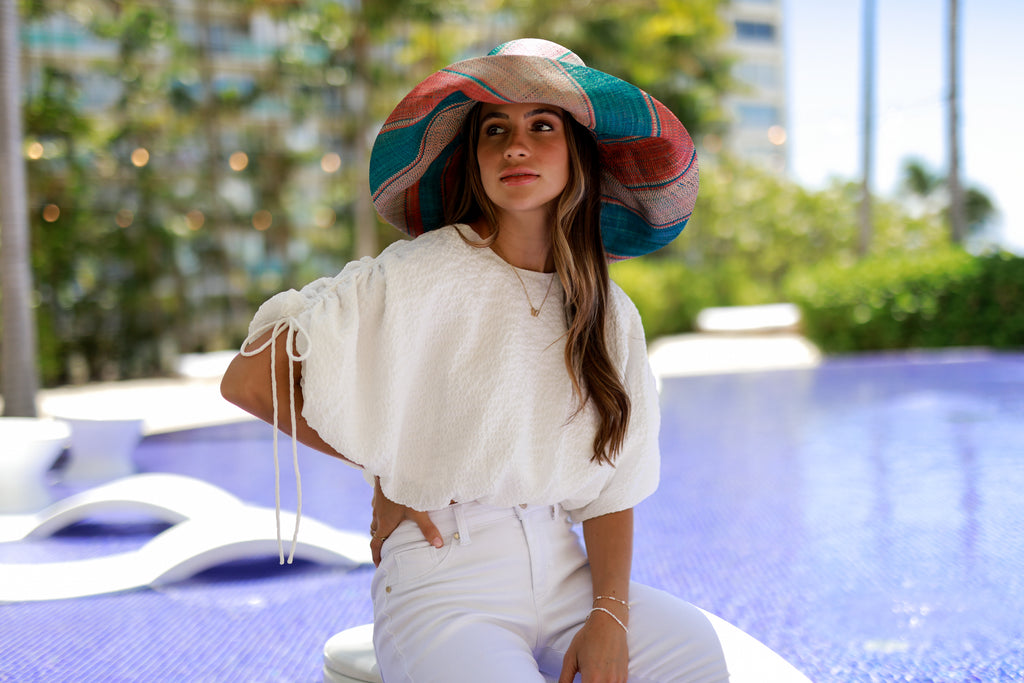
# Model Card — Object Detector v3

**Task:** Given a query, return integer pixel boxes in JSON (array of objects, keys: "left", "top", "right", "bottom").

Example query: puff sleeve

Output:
[{"left": 560, "top": 286, "right": 661, "bottom": 522}]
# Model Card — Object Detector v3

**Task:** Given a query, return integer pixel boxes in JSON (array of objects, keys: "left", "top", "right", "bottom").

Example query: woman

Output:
[{"left": 222, "top": 39, "right": 809, "bottom": 683}]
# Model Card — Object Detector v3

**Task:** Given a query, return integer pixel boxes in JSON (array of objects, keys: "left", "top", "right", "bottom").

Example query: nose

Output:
[{"left": 503, "top": 128, "right": 530, "bottom": 159}]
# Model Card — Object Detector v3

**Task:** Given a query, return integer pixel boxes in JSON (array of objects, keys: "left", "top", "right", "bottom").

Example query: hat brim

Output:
[{"left": 370, "top": 53, "right": 697, "bottom": 260}]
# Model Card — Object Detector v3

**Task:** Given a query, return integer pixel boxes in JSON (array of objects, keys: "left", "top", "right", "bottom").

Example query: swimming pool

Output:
[{"left": 1, "top": 349, "right": 1021, "bottom": 681}]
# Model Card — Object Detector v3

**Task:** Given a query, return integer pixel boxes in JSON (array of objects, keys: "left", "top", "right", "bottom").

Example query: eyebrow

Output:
[{"left": 479, "top": 107, "right": 562, "bottom": 125}]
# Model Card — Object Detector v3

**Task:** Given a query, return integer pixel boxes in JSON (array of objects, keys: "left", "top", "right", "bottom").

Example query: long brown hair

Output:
[{"left": 445, "top": 104, "right": 630, "bottom": 465}]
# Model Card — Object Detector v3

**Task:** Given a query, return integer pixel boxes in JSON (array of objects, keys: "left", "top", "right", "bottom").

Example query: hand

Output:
[
  {"left": 370, "top": 476, "right": 443, "bottom": 566},
  {"left": 558, "top": 611, "right": 629, "bottom": 683}
]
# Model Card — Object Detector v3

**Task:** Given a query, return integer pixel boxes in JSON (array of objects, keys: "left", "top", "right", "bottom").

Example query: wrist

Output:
[
  {"left": 590, "top": 594, "right": 630, "bottom": 632},
  {"left": 588, "top": 606, "right": 629, "bottom": 634}
]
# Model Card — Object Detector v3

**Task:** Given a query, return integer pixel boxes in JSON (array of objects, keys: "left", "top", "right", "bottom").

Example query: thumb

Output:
[{"left": 409, "top": 509, "right": 443, "bottom": 548}]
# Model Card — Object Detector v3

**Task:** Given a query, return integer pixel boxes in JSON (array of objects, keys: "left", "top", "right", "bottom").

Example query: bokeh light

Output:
[
  {"left": 186, "top": 209, "right": 205, "bottom": 231},
  {"left": 768, "top": 125, "right": 787, "bottom": 146},
  {"left": 229, "top": 151, "right": 249, "bottom": 171},
  {"left": 320, "top": 152, "right": 342, "bottom": 173},
  {"left": 42, "top": 204, "right": 60, "bottom": 222},
  {"left": 131, "top": 147, "right": 150, "bottom": 167},
  {"left": 313, "top": 206, "right": 336, "bottom": 229},
  {"left": 252, "top": 209, "right": 273, "bottom": 231}
]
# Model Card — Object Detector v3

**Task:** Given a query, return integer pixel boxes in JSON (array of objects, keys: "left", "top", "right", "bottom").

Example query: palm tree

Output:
[
  {"left": 0, "top": 0, "right": 40, "bottom": 416},
  {"left": 947, "top": 0, "right": 966, "bottom": 244},
  {"left": 901, "top": 158, "right": 997, "bottom": 237},
  {"left": 859, "top": 0, "right": 876, "bottom": 257}
]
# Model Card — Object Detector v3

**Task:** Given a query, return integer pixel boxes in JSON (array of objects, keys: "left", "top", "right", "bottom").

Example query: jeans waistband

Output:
[{"left": 385, "top": 502, "right": 564, "bottom": 550}]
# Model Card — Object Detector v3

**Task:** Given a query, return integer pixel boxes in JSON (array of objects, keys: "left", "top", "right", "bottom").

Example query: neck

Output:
[{"left": 472, "top": 212, "right": 555, "bottom": 273}]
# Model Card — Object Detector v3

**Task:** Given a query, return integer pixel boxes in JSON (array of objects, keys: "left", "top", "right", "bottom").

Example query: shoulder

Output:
[
  {"left": 375, "top": 224, "right": 473, "bottom": 270},
  {"left": 607, "top": 279, "right": 644, "bottom": 336}
]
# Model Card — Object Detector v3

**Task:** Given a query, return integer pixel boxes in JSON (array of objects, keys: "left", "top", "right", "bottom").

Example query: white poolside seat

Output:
[
  {"left": 57, "top": 416, "right": 145, "bottom": 482},
  {"left": 0, "top": 418, "right": 71, "bottom": 514},
  {"left": 323, "top": 624, "right": 382, "bottom": 683},
  {"left": 323, "top": 629, "right": 561, "bottom": 683},
  {"left": 0, "top": 473, "right": 244, "bottom": 543},
  {"left": 323, "top": 611, "right": 812, "bottom": 683},
  {"left": 0, "top": 506, "right": 372, "bottom": 602}
]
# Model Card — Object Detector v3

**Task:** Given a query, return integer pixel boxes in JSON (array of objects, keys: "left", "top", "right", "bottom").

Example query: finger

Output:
[
  {"left": 558, "top": 652, "right": 579, "bottom": 683},
  {"left": 370, "top": 537, "right": 383, "bottom": 567},
  {"left": 408, "top": 509, "right": 443, "bottom": 548}
]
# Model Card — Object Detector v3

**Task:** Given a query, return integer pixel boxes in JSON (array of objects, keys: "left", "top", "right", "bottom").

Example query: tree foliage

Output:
[
  {"left": 611, "top": 156, "right": 950, "bottom": 337},
  {"left": 15, "top": 0, "right": 737, "bottom": 385},
  {"left": 786, "top": 249, "right": 1024, "bottom": 353},
  {"left": 899, "top": 158, "right": 998, "bottom": 249}
]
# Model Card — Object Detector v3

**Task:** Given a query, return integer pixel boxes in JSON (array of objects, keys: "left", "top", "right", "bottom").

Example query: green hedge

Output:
[
  {"left": 610, "top": 259, "right": 717, "bottom": 339},
  {"left": 785, "top": 250, "right": 1024, "bottom": 353}
]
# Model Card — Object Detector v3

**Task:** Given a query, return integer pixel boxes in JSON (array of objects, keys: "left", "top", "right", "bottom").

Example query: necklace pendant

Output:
[{"left": 530, "top": 307, "right": 540, "bottom": 317}]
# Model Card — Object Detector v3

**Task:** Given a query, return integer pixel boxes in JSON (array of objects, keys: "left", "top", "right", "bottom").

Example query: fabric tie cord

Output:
[{"left": 240, "top": 317, "right": 312, "bottom": 564}]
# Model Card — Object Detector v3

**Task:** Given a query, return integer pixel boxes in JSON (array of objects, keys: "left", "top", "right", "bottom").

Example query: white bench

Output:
[{"left": 696, "top": 303, "right": 802, "bottom": 334}]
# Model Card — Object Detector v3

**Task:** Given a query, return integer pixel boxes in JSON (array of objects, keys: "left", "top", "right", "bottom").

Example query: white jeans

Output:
[{"left": 371, "top": 502, "right": 808, "bottom": 683}]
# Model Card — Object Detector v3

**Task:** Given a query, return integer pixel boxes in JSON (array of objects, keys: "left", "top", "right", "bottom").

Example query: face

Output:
[{"left": 474, "top": 102, "right": 570, "bottom": 223}]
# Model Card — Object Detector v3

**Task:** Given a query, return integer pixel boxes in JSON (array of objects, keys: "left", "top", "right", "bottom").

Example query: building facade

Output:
[{"left": 721, "top": 0, "right": 789, "bottom": 173}]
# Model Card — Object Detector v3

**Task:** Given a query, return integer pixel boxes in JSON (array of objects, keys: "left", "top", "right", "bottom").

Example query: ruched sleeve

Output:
[
  {"left": 560, "top": 285, "right": 661, "bottom": 523},
  {"left": 237, "top": 254, "right": 386, "bottom": 563}
]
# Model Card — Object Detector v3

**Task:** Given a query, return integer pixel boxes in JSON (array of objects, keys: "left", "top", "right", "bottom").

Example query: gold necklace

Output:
[{"left": 509, "top": 265, "right": 556, "bottom": 317}]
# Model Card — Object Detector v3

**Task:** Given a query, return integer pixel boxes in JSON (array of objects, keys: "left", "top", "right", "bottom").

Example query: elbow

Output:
[
  {"left": 220, "top": 354, "right": 267, "bottom": 418},
  {"left": 219, "top": 366, "right": 242, "bottom": 408}
]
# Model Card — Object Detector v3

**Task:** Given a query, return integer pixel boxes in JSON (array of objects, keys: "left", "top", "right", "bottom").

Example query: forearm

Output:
[
  {"left": 582, "top": 507, "right": 634, "bottom": 626},
  {"left": 221, "top": 330, "right": 357, "bottom": 466}
]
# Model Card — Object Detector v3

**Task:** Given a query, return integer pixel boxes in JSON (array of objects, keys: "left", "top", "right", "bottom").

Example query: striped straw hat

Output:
[{"left": 369, "top": 38, "right": 698, "bottom": 260}]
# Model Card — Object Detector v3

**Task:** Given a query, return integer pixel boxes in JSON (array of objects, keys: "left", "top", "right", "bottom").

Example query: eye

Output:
[
  {"left": 483, "top": 123, "right": 506, "bottom": 136},
  {"left": 532, "top": 120, "right": 555, "bottom": 132}
]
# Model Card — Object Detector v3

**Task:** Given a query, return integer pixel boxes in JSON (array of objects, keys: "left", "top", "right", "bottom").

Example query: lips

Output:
[{"left": 499, "top": 167, "right": 539, "bottom": 185}]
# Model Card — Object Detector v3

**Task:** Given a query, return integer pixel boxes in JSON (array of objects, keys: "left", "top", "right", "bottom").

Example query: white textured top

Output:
[{"left": 245, "top": 224, "right": 660, "bottom": 524}]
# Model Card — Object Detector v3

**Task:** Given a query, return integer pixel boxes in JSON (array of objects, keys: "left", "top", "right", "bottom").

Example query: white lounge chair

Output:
[
  {"left": 0, "top": 506, "right": 371, "bottom": 602},
  {"left": 0, "top": 472, "right": 244, "bottom": 543}
]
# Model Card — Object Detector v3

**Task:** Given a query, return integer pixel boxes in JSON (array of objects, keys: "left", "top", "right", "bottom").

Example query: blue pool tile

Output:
[{"left": 1, "top": 349, "right": 1021, "bottom": 681}]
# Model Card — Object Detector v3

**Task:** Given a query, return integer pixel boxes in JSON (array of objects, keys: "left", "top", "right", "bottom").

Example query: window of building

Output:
[
  {"left": 736, "top": 103, "right": 781, "bottom": 128},
  {"left": 734, "top": 20, "right": 777, "bottom": 43},
  {"left": 735, "top": 62, "right": 781, "bottom": 90}
]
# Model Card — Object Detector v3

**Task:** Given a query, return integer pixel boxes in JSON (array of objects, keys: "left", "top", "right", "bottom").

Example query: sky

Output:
[{"left": 783, "top": 0, "right": 1023, "bottom": 252}]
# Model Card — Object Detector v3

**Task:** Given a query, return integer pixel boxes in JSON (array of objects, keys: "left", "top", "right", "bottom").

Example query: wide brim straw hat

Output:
[{"left": 369, "top": 38, "right": 698, "bottom": 261}]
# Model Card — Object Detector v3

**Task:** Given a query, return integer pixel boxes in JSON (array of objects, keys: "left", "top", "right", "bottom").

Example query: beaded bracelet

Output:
[
  {"left": 589, "top": 607, "right": 629, "bottom": 634},
  {"left": 594, "top": 595, "right": 630, "bottom": 609}
]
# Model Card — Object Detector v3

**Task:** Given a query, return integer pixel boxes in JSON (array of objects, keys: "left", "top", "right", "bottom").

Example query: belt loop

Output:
[{"left": 453, "top": 504, "right": 472, "bottom": 546}]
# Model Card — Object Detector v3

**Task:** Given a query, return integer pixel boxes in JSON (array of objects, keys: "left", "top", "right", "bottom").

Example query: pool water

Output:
[
  {"left": 1, "top": 349, "right": 1022, "bottom": 681},
  {"left": 650, "top": 350, "right": 1024, "bottom": 682}
]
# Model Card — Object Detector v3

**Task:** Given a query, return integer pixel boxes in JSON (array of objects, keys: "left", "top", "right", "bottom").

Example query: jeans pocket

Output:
[{"left": 379, "top": 535, "right": 455, "bottom": 589}]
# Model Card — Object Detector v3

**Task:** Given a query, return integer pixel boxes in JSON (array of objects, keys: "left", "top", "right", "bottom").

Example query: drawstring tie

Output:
[{"left": 241, "top": 317, "right": 312, "bottom": 564}]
